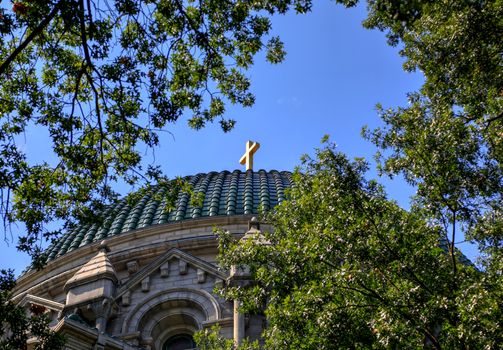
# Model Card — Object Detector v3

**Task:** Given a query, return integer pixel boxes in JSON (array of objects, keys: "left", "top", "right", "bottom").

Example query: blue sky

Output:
[{"left": 0, "top": 1, "right": 478, "bottom": 274}]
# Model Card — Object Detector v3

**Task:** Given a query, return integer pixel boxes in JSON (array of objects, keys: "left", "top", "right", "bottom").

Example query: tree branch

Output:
[
  {"left": 485, "top": 111, "right": 503, "bottom": 128},
  {"left": 450, "top": 209, "right": 458, "bottom": 276},
  {"left": 0, "top": 2, "right": 61, "bottom": 76},
  {"left": 78, "top": 0, "right": 93, "bottom": 70},
  {"left": 78, "top": 0, "right": 105, "bottom": 166}
]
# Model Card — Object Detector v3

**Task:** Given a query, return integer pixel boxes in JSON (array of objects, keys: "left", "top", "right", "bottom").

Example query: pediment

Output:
[
  {"left": 18, "top": 294, "right": 64, "bottom": 312},
  {"left": 115, "top": 248, "right": 226, "bottom": 300}
]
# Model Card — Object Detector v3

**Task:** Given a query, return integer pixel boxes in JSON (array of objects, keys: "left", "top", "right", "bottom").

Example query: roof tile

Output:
[{"left": 45, "top": 170, "right": 291, "bottom": 261}]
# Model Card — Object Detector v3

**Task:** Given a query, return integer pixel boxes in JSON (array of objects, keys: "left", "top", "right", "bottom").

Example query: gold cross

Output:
[{"left": 239, "top": 140, "right": 260, "bottom": 171}]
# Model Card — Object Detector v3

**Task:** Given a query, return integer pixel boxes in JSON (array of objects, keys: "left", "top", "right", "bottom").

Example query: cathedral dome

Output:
[
  {"left": 15, "top": 169, "right": 292, "bottom": 350},
  {"left": 45, "top": 169, "right": 292, "bottom": 262}
]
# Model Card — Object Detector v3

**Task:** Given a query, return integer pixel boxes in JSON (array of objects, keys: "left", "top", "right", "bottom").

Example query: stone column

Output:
[
  {"left": 228, "top": 218, "right": 265, "bottom": 345},
  {"left": 233, "top": 299, "right": 245, "bottom": 345}
]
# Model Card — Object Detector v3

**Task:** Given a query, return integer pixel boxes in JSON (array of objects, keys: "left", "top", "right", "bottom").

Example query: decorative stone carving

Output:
[
  {"left": 122, "top": 291, "right": 131, "bottom": 306},
  {"left": 160, "top": 262, "right": 169, "bottom": 277},
  {"left": 249, "top": 216, "right": 260, "bottom": 230},
  {"left": 179, "top": 260, "right": 188, "bottom": 275},
  {"left": 214, "top": 278, "right": 224, "bottom": 289},
  {"left": 141, "top": 277, "right": 150, "bottom": 292},
  {"left": 197, "top": 268, "right": 206, "bottom": 283},
  {"left": 126, "top": 260, "right": 139, "bottom": 275},
  {"left": 141, "top": 337, "right": 153, "bottom": 350},
  {"left": 121, "top": 332, "right": 140, "bottom": 346},
  {"left": 91, "top": 298, "right": 114, "bottom": 332}
]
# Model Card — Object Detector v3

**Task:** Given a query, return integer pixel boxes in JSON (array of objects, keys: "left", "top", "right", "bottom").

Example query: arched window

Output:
[{"left": 162, "top": 334, "right": 196, "bottom": 350}]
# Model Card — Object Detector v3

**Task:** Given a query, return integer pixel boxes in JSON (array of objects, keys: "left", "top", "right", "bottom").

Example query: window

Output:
[{"left": 163, "top": 334, "right": 196, "bottom": 350}]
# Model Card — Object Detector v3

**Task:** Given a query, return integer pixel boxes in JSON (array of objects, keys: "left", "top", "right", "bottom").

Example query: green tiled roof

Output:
[{"left": 45, "top": 170, "right": 292, "bottom": 262}]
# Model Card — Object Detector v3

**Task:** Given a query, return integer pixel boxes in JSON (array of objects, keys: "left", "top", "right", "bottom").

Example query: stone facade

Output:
[{"left": 13, "top": 216, "right": 269, "bottom": 350}]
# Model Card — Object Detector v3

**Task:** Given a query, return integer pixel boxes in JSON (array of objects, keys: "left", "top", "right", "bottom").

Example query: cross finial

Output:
[{"left": 239, "top": 140, "right": 260, "bottom": 171}]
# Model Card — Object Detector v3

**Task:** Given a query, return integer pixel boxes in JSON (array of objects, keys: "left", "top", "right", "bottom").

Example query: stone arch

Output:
[
  {"left": 140, "top": 305, "right": 204, "bottom": 340},
  {"left": 122, "top": 288, "right": 221, "bottom": 335},
  {"left": 150, "top": 311, "right": 201, "bottom": 350}
]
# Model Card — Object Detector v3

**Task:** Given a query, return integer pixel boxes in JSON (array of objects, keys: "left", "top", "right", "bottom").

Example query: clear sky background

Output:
[{"left": 1, "top": 1, "right": 478, "bottom": 275}]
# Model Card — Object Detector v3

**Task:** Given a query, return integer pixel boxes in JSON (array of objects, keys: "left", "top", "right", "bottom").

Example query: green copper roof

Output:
[{"left": 45, "top": 170, "right": 292, "bottom": 262}]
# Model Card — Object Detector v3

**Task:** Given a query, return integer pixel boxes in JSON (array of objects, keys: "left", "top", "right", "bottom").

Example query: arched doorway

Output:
[{"left": 162, "top": 334, "right": 196, "bottom": 350}]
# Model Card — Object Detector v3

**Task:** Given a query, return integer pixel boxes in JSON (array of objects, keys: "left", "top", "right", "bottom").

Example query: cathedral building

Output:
[{"left": 12, "top": 142, "right": 289, "bottom": 350}]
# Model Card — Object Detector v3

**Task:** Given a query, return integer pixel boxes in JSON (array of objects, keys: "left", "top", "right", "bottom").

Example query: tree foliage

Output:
[
  {"left": 0, "top": 0, "right": 356, "bottom": 262},
  {"left": 0, "top": 269, "right": 65, "bottom": 350},
  {"left": 194, "top": 325, "right": 259, "bottom": 350},
  {"left": 359, "top": 1, "right": 503, "bottom": 345},
  {"left": 215, "top": 141, "right": 501, "bottom": 349},
  {"left": 211, "top": 0, "right": 502, "bottom": 348},
  {"left": 0, "top": 0, "right": 349, "bottom": 347},
  {"left": 362, "top": 0, "right": 502, "bottom": 274},
  {"left": 0, "top": 0, "right": 501, "bottom": 348}
]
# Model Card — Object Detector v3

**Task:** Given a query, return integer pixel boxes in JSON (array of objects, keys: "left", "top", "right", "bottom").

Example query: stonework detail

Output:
[
  {"left": 178, "top": 260, "right": 188, "bottom": 275},
  {"left": 197, "top": 268, "right": 206, "bottom": 283},
  {"left": 122, "top": 291, "right": 131, "bottom": 307},
  {"left": 126, "top": 261, "right": 139, "bottom": 276},
  {"left": 141, "top": 277, "right": 149, "bottom": 292},
  {"left": 13, "top": 215, "right": 270, "bottom": 349},
  {"left": 159, "top": 262, "right": 169, "bottom": 278},
  {"left": 214, "top": 278, "right": 224, "bottom": 290}
]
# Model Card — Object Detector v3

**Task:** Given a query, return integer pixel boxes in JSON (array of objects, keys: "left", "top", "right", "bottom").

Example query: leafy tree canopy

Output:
[
  {"left": 195, "top": 325, "right": 259, "bottom": 350},
  {"left": 208, "top": 0, "right": 503, "bottom": 348},
  {"left": 0, "top": 0, "right": 358, "bottom": 262},
  {"left": 214, "top": 140, "right": 501, "bottom": 349},
  {"left": 0, "top": 2, "right": 352, "bottom": 347},
  {"left": 1, "top": 0, "right": 497, "bottom": 270},
  {"left": 0, "top": 269, "right": 65, "bottom": 349},
  {"left": 361, "top": 0, "right": 503, "bottom": 275},
  {"left": 0, "top": 0, "right": 501, "bottom": 348}
]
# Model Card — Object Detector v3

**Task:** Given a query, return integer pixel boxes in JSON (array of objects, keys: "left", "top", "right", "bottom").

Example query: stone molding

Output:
[
  {"left": 141, "top": 308, "right": 203, "bottom": 349},
  {"left": 121, "top": 288, "right": 222, "bottom": 334},
  {"left": 18, "top": 294, "right": 64, "bottom": 312},
  {"left": 52, "top": 317, "right": 137, "bottom": 350},
  {"left": 14, "top": 216, "right": 259, "bottom": 298},
  {"left": 202, "top": 317, "right": 233, "bottom": 328},
  {"left": 115, "top": 248, "right": 227, "bottom": 300}
]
